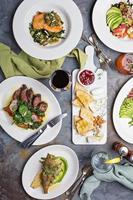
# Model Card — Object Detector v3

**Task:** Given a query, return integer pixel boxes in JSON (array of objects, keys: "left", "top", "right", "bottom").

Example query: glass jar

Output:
[{"left": 115, "top": 54, "right": 133, "bottom": 75}]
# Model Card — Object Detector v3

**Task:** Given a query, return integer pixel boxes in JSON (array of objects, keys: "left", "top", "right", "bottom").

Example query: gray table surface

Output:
[{"left": 0, "top": 0, "right": 133, "bottom": 200}]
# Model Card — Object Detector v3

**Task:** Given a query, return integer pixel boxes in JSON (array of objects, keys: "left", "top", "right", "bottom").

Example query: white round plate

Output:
[
  {"left": 13, "top": 0, "right": 83, "bottom": 60},
  {"left": 92, "top": 0, "right": 133, "bottom": 53},
  {"left": 22, "top": 145, "right": 79, "bottom": 199},
  {"left": 113, "top": 78, "right": 133, "bottom": 143},
  {"left": 0, "top": 76, "right": 61, "bottom": 145}
]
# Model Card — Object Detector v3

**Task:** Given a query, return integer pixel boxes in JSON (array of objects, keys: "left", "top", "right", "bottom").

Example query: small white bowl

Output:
[{"left": 77, "top": 69, "right": 95, "bottom": 87}]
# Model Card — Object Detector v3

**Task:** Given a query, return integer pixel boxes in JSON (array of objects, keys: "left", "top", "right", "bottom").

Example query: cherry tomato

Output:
[{"left": 113, "top": 24, "right": 127, "bottom": 38}]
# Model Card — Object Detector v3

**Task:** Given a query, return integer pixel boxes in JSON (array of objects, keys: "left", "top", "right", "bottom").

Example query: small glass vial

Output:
[
  {"left": 127, "top": 151, "right": 133, "bottom": 163},
  {"left": 112, "top": 142, "right": 129, "bottom": 157}
]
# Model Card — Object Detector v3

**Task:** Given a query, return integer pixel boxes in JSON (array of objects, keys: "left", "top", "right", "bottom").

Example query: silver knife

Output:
[
  {"left": 21, "top": 113, "right": 67, "bottom": 148},
  {"left": 88, "top": 34, "right": 112, "bottom": 66}
]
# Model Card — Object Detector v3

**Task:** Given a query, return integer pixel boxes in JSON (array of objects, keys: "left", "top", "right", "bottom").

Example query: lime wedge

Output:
[{"left": 104, "top": 157, "right": 121, "bottom": 164}]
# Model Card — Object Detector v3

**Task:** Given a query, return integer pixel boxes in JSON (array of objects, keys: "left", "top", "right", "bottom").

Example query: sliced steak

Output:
[
  {"left": 21, "top": 84, "right": 27, "bottom": 90},
  {"left": 13, "top": 88, "right": 21, "bottom": 100},
  {"left": 20, "top": 85, "right": 28, "bottom": 102},
  {"left": 9, "top": 100, "right": 18, "bottom": 112},
  {"left": 31, "top": 114, "right": 38, "bottom": 122},
  {"left": 31, "top": 114, "right": 42, "bottom": 122},
  {"left": 4, "top": 100, "right": 18, "bottom": 116},
  {"left": 26, "top": 88, "right": 34, "bottom": 104},
  {"left": 4, "top": 105, "right": 13, "bottom": 116},
  {"left": 32, "top": 94, "right": 41, "bottom": 107},
  {"left": 38, "top": 101, "right": 48, "bottom": 112},
  {"left": 13, "top": 84, "right": 27, "bottom": 100}
]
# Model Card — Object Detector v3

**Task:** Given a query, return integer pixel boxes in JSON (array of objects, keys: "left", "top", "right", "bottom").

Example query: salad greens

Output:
[{"left": 13, "top": 101, "right": 43, "bottom": 129}]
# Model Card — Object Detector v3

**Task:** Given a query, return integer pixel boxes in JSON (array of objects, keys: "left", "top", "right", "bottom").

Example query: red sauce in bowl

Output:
[{"left": 79, "top": 70, "right": 95, "bottom": 86}]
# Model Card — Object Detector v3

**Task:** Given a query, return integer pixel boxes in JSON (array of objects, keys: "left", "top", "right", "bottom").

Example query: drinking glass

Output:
[
  {"left": 49, "top": 70, "right": 71, "bottom": 92},
  {"left": 91, "top": 151, "right": 113, "bottom": 173}
]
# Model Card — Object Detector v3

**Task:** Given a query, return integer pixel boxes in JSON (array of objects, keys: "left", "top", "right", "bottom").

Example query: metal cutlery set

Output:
[
  {"left": 64, "top": 164, "right": 93, "bottom": 200},
  {"left": 82, "top": 33, "right": 112, "bottom": 70},
  {"left": 21, "top": 113, "right": 67, "bottom": 148}
]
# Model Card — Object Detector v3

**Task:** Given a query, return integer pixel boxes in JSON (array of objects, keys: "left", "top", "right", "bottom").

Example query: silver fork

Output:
[
  {"left": 21, "top": 113, "right": 67, "bottom": 148},
  {"left": 64, "top": 164, "right": 93, "bottom": 200},
  {"left": 89, "top": 34, "right": 112, "bottom": 64},
  {"left": 82, "top": 33, "right": 112, "bottom": 69},
  {"left": 97, "top": 55, "right": 107, "bottom": 71}
]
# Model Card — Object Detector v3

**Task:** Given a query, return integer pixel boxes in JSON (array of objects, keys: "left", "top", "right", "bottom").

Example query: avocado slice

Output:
[
  {"left": 107, "top": 15, "right": 121, "bottom": 25},
  {"left": 108, "top": 16, "right": 122, "bottom": 26},
  {"left": 53, "top": 157, "right": 68, "bottom": 184},
  {"left": 107, "top": 7, "right": 121, "bottom": 15},
  {"left": 108, "top": 17, "right": 117, "bottom": 27},
  {"left": 110, "top": 18, "right": 123, "bottom": 30},
  {"left": 107, "top": 13, "right": 121, "bottom": 22},
  {"left": 106, "top": 7, "right": 123, "bottom": 30}
]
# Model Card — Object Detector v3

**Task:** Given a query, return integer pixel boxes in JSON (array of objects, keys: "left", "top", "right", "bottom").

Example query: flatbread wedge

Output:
[
  {"left": 74, "top": 82, "right": 87, "bottom": 92},
  {"left": 80, "top": 107, "right": 94, "bottom": 122},
  {"left": 76, "top": 90, "right": 93, "bottom": 107},
  {"left": 31, "top": 171, "right": 42, "bottom": 189},
  {"left": 72, "top": 98, "right": 83, "bottom": 107},
  {"left": 74, "top": 116, "right": 81, "bottom": 127},
  {"left": 76, "top": 118, "right": 94, "bottom": 136}
]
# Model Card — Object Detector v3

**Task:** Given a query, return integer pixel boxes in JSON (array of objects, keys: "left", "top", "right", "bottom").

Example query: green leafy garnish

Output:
[
  {"left": 13, "top": 113, "right": 24, "bottom": 124},
  {"left": 30, "top": 107, "right": 45, "bottom": 116},
  {"left": 30, "top": 122, "right": 41, "bottom": 129},
  {"left": 19, "top": 104, "right": 28, "bottom": 116},
  {"left": 23, "top": 110, "right": 32, "bottom": 123}
]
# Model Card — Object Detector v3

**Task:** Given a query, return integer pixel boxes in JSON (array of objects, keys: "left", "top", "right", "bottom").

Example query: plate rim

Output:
[
  {"left": 0, "top": 76, "right": 62, "bottom": 145},
  {"left": 22, "top": 144, "right": 79, "bottom": 199},
  {"left": 12, "top": 0, "right": 83, "bottom": 60},
  {"left": 113, "top": 77, "right": 133, "bottom": 144},
  {"left": 92, "top": 0, "right": 133, "bottom": 53}
]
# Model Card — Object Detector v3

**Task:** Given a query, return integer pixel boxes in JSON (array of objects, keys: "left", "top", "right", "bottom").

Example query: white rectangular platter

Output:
[{"left": 72, "top": 46, "right": 107, "bottom": 145}]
